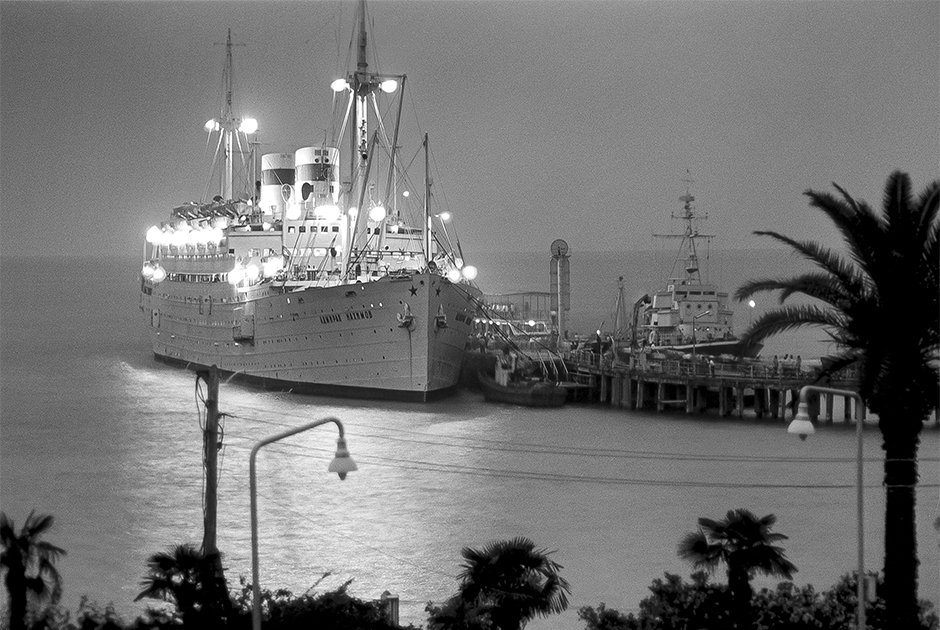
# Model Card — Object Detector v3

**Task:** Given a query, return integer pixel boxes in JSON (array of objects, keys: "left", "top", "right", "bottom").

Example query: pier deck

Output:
[{"left": 561, "top": 350, "right": 862, "bottom": 422}]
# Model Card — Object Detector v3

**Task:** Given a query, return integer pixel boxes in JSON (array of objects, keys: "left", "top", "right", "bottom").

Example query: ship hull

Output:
[
  {"left": 664, "top": 338, "right": 763, "bottom": 359},
  {"left": 477, "top": 370, "right": 567, "bottom": 407},
  {"left": 141, "top": 272, "right": 481, "bottom": 401}
]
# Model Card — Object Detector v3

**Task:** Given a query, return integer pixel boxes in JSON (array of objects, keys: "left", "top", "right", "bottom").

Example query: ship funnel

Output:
[
  {"left": 295, "top": 147, "right": 340, "bottom": 217},
  {"left": 260, "top": 153, "right": 295, "bottom": 220}
]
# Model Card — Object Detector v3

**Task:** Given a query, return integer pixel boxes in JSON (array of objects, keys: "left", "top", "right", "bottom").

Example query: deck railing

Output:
[{"left": 563, "top": 349, "right": 859, "bottom": 386}]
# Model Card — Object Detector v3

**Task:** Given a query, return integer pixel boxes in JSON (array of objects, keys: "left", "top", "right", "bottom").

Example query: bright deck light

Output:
[
  {"left": 369, "top": 205, "right": 387, "bottom": 222},
  {"left": 462, "top": 265, "right": 478, "bottom": 280},
  {"left": 447, "top": 269, "right": 461, "bottom": 282},
  {"left": 228, "top": 266, "right": 245, "bottom": 285},
  {"left": 262, "top": 257, "right": 284, "bottom": 278},
  {"left": 285, "top": 204, "right": 302, "bottom": 221},
  {"left": 239, "top": 118, "right": 258, "bottom": 134},
  {"left": 317, "top": 204, "right": 341, "bottom": 222},
  {"left": 331, "top": 79, "right": 350, "bottom": 92},
  {"left": 209, "top": 227, "right": 225, "bottom": 244},
  {"left": 437, "top": 211, "right": 452, "bottom": 223},
  {"left": 205, "top": 119, "right": 220, "bottom": 131},
  {"left": 379, "top": 79, "right": 398, "bottom": 93}
]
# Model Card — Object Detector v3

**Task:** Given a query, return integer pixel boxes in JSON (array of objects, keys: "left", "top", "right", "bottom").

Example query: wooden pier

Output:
[{"left": 562, "top": 350, "right": 863, "bottom": 422}]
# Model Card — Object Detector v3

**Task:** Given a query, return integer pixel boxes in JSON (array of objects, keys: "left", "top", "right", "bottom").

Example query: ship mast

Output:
[
  {"left": 612, "top": 276, "right": 629, "bottom": 341},
  {"left": 222, "top": 29, "right": 236, "bottom": 199},
  {"left": 334, "top": 0, "right": 405, "bottom": 275},
  {"left": 678, "top": 190, "right": 700, "bottom": 280},
  {"left": 424, "top": 134, "right": 432, "bottom": 260},
  {"left": 652, "top": 171, "right": 713, "bottom": 285},
  {"left": 203, "top": 29, "right": 257, "bottom": 204}
]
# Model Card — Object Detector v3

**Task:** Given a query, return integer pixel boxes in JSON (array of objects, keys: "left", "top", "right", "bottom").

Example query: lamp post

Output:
[
  {"left": 787, "top": 385, "right": 866, "bottom": 630},
  {"left": 249, "top": 417, "right": 358, "bottom": 630},
  {"left": 691, "top": 310, "right": 711, "bottom": 375}
]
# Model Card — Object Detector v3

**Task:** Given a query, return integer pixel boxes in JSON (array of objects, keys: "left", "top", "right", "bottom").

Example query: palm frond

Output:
[
  {"left": 805, "top": 186, "right": 887, "bottom": 284},
  {"left": 738, "top": 305, "right": 851, "bottom": 350},
  {"left": 677, "top": 530, "right": 721, "bottom": 572},
  {"left": 735, "top": 273, "right": 859, "bottom": 307},
  {"left": 0, "top": 513, "right": 15, "bottom": 544},
  {"left": 914, "top": 180, "right": 940, "bottom": 240},
  {"left": 23, "top": 513, "right": 55, "bottom": 538},
  {"left": 750, "top": 230, "right": 864, "bottom": 291}
]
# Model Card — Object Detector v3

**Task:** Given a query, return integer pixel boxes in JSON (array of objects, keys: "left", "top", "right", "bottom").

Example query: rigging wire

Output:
[
  {"left": 222, "top": 432, "right": 939, "bottom": 490},
  {"left": 219, "top": 402, "right": 940, "bottom": 465}
]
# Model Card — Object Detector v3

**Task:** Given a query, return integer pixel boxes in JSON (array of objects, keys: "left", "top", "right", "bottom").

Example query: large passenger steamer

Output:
[{"left": 139, "top": 6, "right": 481, "bottom": 400}]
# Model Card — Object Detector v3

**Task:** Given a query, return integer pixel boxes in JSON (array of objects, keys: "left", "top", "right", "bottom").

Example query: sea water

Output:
[{"left": 1, "top": 253, "right": 937, "bottom": 629}]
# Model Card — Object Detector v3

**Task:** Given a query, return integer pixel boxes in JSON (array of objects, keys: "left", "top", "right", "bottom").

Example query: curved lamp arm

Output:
[
  {"left": 250, "top": 417, "right": 357, "bottom": 630},
  {"left": 787, "top": 385, "right": 865, "bottom": 630}
]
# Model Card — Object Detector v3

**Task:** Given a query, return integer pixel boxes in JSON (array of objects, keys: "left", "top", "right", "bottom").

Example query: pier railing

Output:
[
  {"left": 550, "top": 348, "right": 864, "bottom": 419},
  {"left": 562, "top": 349, "right": 859, "bottom": 390}
]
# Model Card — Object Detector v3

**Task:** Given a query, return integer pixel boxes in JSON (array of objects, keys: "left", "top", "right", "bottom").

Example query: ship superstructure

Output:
[
  {"left": 139, "top": 6, "right": 481, "bottom": 400},
  {"left": 635, "top": 181, "right": 760, "bottom": 358}
]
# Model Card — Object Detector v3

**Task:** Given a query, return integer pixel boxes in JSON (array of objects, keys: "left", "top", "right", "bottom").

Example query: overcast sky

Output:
[{"left": 1, "top": 0, "right": 937, "bottom": 258}]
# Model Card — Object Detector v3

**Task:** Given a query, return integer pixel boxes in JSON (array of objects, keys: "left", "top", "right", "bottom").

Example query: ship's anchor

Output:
[
  {"left": 397, "top": 303, "right": 415, "bottom": 329},
  {"left": 434, "top": 304, "right": 448, "bottom": 329}
]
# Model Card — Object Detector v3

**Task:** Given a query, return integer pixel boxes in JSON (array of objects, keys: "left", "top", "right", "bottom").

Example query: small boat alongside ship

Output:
[
  {"left": 477, "top": 370, "right": 568, "bottom": 407},
  {"left": 139, "top": 4, "right": 481, "bottom": 401},
  {"left": 477, "top": 352, "right": 568, "bottom": 408},
  {"left": 629, "top": 181, "right": 761, "bottom": 359}
]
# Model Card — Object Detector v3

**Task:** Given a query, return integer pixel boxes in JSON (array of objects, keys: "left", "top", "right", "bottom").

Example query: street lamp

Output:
[
  {"left": 249, "top": 417, "right": 358, "bottom": 630},
  {"left": 787, "top": 385, "right": 866, "bottom": 630},
  {"left": 691, "top": 310, "right": 711, "bottom": 374}
]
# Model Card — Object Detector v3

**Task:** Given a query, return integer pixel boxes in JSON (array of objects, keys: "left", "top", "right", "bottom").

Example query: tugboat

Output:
[
  {"left": 139, "top": 3, "right": 482, "bottom": 401},
  {"left": 633, "top": 178, "right": 761, "bottom": 359},
  {"left": 477, "top": 349, "right": 568, "bottom": 408}
]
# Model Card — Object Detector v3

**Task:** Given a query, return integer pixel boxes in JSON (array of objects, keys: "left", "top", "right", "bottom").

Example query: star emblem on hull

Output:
[{"left": 409, "top": 285, "right": 418, "bottom": 296}]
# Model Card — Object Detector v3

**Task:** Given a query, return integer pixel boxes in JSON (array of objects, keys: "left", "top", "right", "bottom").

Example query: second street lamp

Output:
[
  {"left": 249, "top": 417, "right": 358, "bottom": 630},
  {"left": 787, "top": 385, "right": 867, "bottom": 630}
]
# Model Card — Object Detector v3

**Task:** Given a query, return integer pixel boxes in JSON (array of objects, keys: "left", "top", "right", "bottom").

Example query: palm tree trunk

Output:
[
  {"left": 6, "top": 574, "right": 28, "bottom": 630},
  {"left": 881, "top": 421, "right": 921, "bottom": 627},
  {"left": 727, "top": 565, "right": 753, "bottom": 628}
]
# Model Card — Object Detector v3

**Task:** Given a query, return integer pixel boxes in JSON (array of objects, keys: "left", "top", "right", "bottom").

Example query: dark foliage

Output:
[
  {"left": 134, "top": 543, "right": 234, "bottom": 629},
  {"left": 429, "top": 537, "right": 570, "bottom": 630},
  {"left": 578, "top": 571, "right": 939, "bottom": 630},
  {"left": 1, "top": 511, "right": 67, "bottom": 630}
]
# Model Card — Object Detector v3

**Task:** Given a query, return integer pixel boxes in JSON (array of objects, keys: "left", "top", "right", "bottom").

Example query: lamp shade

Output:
[
  {"left": 787, "top": 402, "right": 815, "bottom": 440},
  {"left": 328, "top": 436, "right": 358, "bottom": 480}
]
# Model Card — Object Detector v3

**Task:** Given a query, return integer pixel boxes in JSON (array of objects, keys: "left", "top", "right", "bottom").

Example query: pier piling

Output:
[{"left": 561, "top": 351, "right": 862, "bottom": 421}]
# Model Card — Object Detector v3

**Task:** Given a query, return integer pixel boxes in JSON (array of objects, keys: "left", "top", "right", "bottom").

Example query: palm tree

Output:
[
  {"left": 734, "top": 171, "right": 939, "bottom": 627},
  {"left": 136, "top": 542, "right": 234, "bottom": 628},
  {"left": 678, "top": 509, "right": 796, "bottom": 603},
  {"left": 454, "top": 537, "right": 570, "bottom": 630},
  {"left": 1, "top": 510, "right": 67, "bottom": 630}
]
